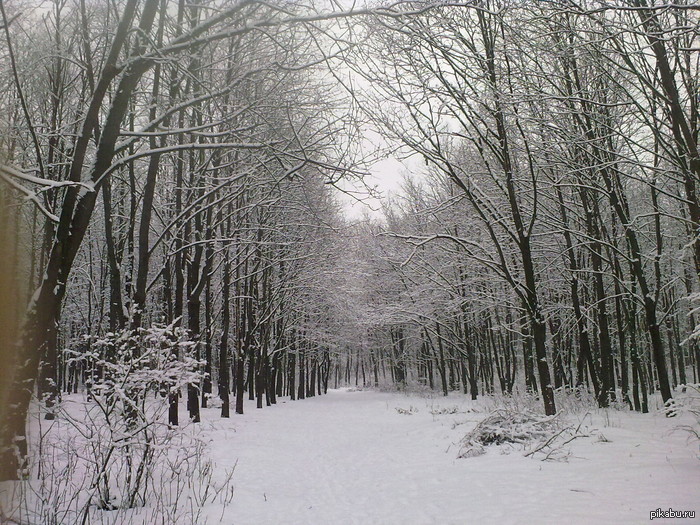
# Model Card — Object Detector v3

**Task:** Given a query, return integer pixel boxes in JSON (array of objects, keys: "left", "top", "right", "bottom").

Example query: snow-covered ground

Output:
[
  {"left": 199, "top": 388, "right": 699, "bottom": 525},
  {"left": 3, "top": 388, "right": 699, "bottom": 525}
]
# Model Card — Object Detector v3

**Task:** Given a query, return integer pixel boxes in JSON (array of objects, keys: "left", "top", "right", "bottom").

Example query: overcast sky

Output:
[{"left": 336, "top": 156, "right": 406, "bottom": 219}]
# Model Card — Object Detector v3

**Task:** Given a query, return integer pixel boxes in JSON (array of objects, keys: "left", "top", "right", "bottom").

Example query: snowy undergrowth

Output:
[
  {"left": 458, "top": 409, "right": 567, "bottom": 459},
  {"left": 673, "top": 383, "right": 700, "bottom": 455},
  {"left": 456, "top": 389, "right": 582, "bottom": 460},
  {"left": 454, "top": 389, "right": 629, "bottom": 461},
  {"left": 454, "top": 385, "right": 700, "bottom": 462},
  {"left": 0, "top": 412, "right": 234, "bottom": 525},
  {"left": 0, "top": 324, "right": 234, "bottom": 525},
  {"left": 383, "top": 385, "right": 689, "bottom": 463}
]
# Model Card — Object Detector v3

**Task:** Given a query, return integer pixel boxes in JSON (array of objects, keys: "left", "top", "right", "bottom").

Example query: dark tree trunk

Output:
[
  {"left": 219, "top": 253, "right": 231, "bottom": 418},
  {"left": 0, "top": 0, "right": 159, "bottom": 479},
  {"left": 235, "top": 354, "right": 245, "bottom": 415}
]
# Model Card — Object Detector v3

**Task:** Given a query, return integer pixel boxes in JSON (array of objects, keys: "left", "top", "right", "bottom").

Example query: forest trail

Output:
[
  {"left": 4, "top": 2, "right": 700, "bottom": 523},
  {"left": 200, "top": 389, "right": 699, "bottom": 525}
]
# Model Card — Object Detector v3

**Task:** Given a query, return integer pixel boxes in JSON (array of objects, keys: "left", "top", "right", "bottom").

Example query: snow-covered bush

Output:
[
  {"left": 429, "top": 405, "right": 462, "bottom": 416},
  {"left": 378, "top": 380, "right": 438, "bottom": 397},
  {"left": 457, "top": 406, "right": 586, "bottom": 461},
  {"left": 672, "top": 384, "right": 700, "bottom": 455},
  {"left": 485, "top": 385, "right": 603, "bottom": 414},
  {"left": 0, "top": 323, "right": 234, "bottom": 525},
  {"left": 554, "top": 386, "right": 601, "bottom": 413},
  {"left": 480, "top": 388, "right": 542, "bottom": 414},
  {"left": 72, "top": 323, "right": 201, "bottom": 510},
  {"left": 459, "top": 409, "right": 560, "bottom": 451}
]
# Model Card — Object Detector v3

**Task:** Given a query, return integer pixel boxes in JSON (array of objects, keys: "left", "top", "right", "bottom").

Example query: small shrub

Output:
[
  {"left": 672, "top": 383, "right": 700, "bottom": 456},
  {"left": 378, "top": 381, "right": 438, "bottom": 397},
  {"left": 458, "top": 406, "right": 586, "bottom": 461},
  {"left": 429, "top": 405, "right": 462, "bottom": 416}
]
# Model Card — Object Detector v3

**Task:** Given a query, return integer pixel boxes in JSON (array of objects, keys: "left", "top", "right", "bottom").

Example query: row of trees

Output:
[
  {"left": 0, "top": 0, "right": 390, "bottom": 481},
  {"left": 1, "top": 0, "right": 699, "bottom": 484},
  {"left": 339, "top": 0, "right": 700, "bottom": 415}
]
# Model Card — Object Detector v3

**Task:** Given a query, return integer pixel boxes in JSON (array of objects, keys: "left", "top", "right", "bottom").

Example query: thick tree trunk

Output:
[{"left": 0, "top": 0, "right": 159, "bottom": 479}]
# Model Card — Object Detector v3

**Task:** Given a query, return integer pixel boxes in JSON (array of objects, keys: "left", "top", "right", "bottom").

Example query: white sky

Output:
[{"left": 337, "top": 157, "right": 410, "bottom": 220}]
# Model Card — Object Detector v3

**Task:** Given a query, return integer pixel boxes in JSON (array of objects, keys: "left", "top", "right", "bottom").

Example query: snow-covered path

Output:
[{"left": 201, "top": 389, "right": 699, "bottom": 525}]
